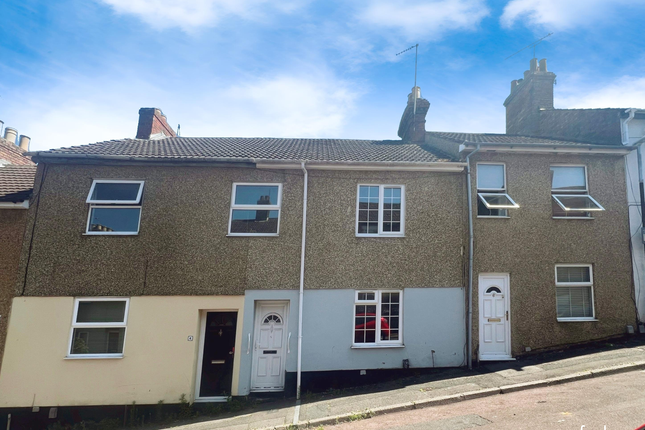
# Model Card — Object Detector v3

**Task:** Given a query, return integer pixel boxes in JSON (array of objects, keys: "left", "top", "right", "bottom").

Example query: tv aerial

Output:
[{"left": 505, "top": 33, "right": 553, "bottom": 60}]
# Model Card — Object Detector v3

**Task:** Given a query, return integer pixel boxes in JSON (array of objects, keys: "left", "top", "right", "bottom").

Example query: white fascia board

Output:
[
  {"left": 255, "top": 161, "right": 466, "bottom": 172},
  {"left": 459, "top": 143, "right": 632, "bottom": 155},
  {"left": 0, "top": 200, "right": 29, "bottom": 209}
]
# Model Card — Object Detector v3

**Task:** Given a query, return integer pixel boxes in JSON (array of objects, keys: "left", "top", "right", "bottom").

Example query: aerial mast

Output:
[{"left": 396, "top": 43, "right": 420, "bottom": 125}]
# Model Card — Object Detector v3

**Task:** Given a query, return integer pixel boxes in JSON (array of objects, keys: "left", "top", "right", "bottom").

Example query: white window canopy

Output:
[
  {"left": 550, "top": 166, "right": 603, "bottom": 218},
  {"left": 478, "top": 193, "right": 519, "bottom": 209},
  {"left": 552, "top": 194, "right": 605, "bottom": 212},
  {"left": 86, "top": 180, "right": 144, "bottom": 204},
  {"left": 476, "top": 163, "right": 518, "bottom": 217}
]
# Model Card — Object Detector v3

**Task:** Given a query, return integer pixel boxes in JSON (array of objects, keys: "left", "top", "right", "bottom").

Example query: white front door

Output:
[
  {"left": 479, "top": 274, "right": 512, "bottom": 360},
  {"left": 251, "top": 302, "right": 288, "bottom": 391}
]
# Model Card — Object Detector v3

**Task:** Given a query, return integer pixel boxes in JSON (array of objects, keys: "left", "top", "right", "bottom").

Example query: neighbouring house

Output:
[
  {"left": 502, "top": 58, "right": 645, "bottom": 330},
  {"left": 0, "top": 125, "right": 36, "bottom": 372},
  {"left": 0, "top": 63, "right": 638, "bottom": 424}
]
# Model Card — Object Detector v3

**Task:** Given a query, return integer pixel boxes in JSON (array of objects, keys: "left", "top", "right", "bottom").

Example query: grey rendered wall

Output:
[
  {"left": 17, "top": 165, "right": 466, "bottom": 297},
  {"left": 471, "top": 152, "right": 636, "bottom": 355},
  {"left": 300, "top": 288, "right": 465, "bottom": 372},
  {"left": 304, "top": 170, "right": 466, "bottom": 291},
  {"left": 237, "top": 290, "right": 300, "bottom": 396}
]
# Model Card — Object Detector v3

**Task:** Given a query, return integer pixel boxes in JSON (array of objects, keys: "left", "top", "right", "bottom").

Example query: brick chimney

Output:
[
  {"left": 504, "top": 58, "right": 556, "bottom": 135},
  {"left": 136, "top": 108, "right": 177, "bottom": 139},
  {"left": 398, "top": 87, "right": 430, "bottom": 143}
]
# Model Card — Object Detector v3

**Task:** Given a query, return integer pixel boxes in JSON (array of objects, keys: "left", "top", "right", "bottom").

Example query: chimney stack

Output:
[
  {"left": 19, "top": 135, "right": 31, "bottom": 151},
  {"left": 136, "top": 108, "right": 177, "bottom": 140},
  {"left": 503, "top": 58, "right": 556, "bottom": 135},
  {"left": 397, "top": 86, "right": 430, "bottom": 143},
  {"left": 4, "top": 127, "right": 18, "bottom": 144}
]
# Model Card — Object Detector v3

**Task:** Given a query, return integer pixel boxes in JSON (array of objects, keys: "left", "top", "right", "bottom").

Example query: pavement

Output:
[{"left": 165, "top": 337, "right": 645, "bottom": 430}]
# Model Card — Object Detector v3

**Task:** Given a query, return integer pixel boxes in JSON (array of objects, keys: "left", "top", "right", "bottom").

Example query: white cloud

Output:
[
  {"left": 190, "top": 74, "right": 360, "bottom": 137},
  {"left": 98, "top": 0, "right": 303, "bottom": 30},
  {"left": 358, "top": 0, "right": 489, "bottom": 40},
  {"left": 501, "top": 0, "right": 636, "bottom": 30},
  {"left": 3, "top": 70, "right": 360, "bottom": 151},
  {"left": 556, "top": 75, "right": 645, "bottom": 109}
]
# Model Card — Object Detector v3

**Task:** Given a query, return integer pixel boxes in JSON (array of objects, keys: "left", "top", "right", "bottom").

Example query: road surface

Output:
[{"left": 325, "top": 370, "right": 645, "bottom": 430}]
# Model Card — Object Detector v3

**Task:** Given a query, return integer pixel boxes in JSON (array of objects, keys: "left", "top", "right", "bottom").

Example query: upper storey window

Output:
[
  {"left": 477, "top": 163, "right": 519, "bottom": 217},
  {"left": 86, "top": 180, "right": 144, "bottom": 235},
  {"left": 228, "top": 183, "right": 282, "bottom": 236},
  {"left": 551, "top": 166, "right": 604, "bottom": 218},
  {"left": 356, "top": 185, "right": 405, "bottom": 237}
]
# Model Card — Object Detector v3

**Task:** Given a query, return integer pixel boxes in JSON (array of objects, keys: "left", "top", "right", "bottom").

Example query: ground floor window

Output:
[
  {"left": 353, "top": 290, "right": 402, "bottom": 346},
  {"left": 555, "top": 265, "right": 595, "bottom": 321},
  {"left": 69, "top": 298, "right": 129, "bottom": 357}
]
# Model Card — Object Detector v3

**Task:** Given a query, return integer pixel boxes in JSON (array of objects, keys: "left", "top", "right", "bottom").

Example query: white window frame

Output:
[
  {"left": 476, "top": 163, "right": 518, "bottom": 218},
  {"left": 555, "top": 264, "right": 596, "bottom": 322},
  {"left": 86, "top": 180, "right": 145, "bottom": 204},
  {"left": 550, "top": 165, "right": 603, "bottom": 219},
  {"left": 228, "top": 182, "right": 282, "bottom": 237},
  {"left": 352, "top": 290, "right": 404, "bottom": 348},
  {"left": 67, "top": 297, "right": 130, "bottom": 359},
  {"left": 355, "top": 184, "right": 405, "bottom": 237},
  {"left": 85, "top": 180, "right": 144, "bottom": 235}
]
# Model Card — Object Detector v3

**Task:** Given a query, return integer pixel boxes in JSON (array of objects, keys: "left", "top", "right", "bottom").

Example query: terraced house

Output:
[
  {"left": 0, "top": 125, "right": 36, "bottom": 373},
  {"left": 0, "top": 61, "right": 639, "bottom": 421}
]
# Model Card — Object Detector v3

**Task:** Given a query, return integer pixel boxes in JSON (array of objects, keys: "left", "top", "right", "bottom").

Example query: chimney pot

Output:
[
  {"left": 530, "top": 58, "right": 538, "bottom": 72},
  {"left": 408, "top": 86, "right": 421, "bottom": 102},
  {"left": 4, "top": 127, "right": 18, "bottom": 144},
  {"left": 539, "top": 58, "right": 547, "bottom": 72},
  {"left": 511, "top": 80, "right": 518, "bottom": 93},
  {"left": 19, "top": 135, "right": 31, "bottom": 151}
]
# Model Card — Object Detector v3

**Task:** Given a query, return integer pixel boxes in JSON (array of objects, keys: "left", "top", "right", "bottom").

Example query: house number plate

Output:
[{"left": 488, "top": 318, "right": 501, "bottom": 322}]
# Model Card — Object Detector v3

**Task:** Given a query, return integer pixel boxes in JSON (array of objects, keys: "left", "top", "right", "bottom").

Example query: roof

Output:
[
  {"left": 0, "top": 165, "right": 37, "bottom": 202},
  {"left": 32, "top": 137, "right": 454, "bottom": 164},
  {"left": 0, "top": 138, "right": 35, "bottom": 165},
  {"left": 426, "top": 132, "right": 600, "bottom": 146}
]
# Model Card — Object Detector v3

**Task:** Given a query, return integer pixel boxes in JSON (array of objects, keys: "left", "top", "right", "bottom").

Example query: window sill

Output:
[
  {"left": 477, "top": 216, "right": 510, "bottom": 219},
  {"left": 557, "top": 318, "right": 598, "bottom": 323},
  {"left": 65, "top": 355, "right": 124, "bottom": 360},
  {"left": 552, "top": 217, "right": 594, "bottom": 220},
  {"left": 351, "top": 344, "right": 405, "bottom": 349},
  {"left": 83, "top": 232, "right": 139, "bottom": 236},
  {"left": 227, "top": 233, "right": 279, "bottom": 237},
  {"left": 355, "top": 235, "right": 405, "bottom": 238}
]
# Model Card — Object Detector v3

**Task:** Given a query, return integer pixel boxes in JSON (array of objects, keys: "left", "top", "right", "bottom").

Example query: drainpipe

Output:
[
  {"left": 296, "top": 162, "right": 308, "bottom": 400},
  {"left": 466, "top": 144, "right": 481, "bottom": 370},
  {"left": 623, "top": 109, "right": 645, "bottom": 228}
]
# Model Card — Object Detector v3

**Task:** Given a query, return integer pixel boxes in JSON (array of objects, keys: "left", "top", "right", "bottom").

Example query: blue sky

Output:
[{"left": 1, "top": 0, "right": 644, "bottom": 151}]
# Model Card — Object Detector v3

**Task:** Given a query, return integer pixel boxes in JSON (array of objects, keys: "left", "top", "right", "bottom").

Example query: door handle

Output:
[
  {"left": 506, "top": 311, "right": 509, "bottom": 321},
  {"left": 287, "top": 332, "right": 291, "bottom": 354},
  {"left": 246, "top": 333, "right": 251, "bottom": 355}
]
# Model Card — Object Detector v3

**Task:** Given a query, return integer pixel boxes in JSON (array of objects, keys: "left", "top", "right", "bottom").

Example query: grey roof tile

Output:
[
  {"left": 37, "top": 137, "right": 455, "bottom": 163},
  {"left": 427, "top": 132, "right": 599, "bottom": 146}
]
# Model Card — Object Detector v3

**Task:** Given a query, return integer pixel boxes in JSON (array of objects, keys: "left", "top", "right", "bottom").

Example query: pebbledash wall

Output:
[
  {"left": 470, "top": 152, "right": 637, "bottom": 356},
  {"left": 0, "top": 210, "right": 30, "bottom": 371},
  {"left": 0, "top": 162, "right": 468, "bottom": 407}
]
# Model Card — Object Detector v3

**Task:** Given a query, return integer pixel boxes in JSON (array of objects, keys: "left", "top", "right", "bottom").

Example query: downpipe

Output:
[
  {"left": 296, "top": 162, "right": 308, "bottom": 400},
  {"left": 466, "top": 145, "right": 481, "bottom": 370}
]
